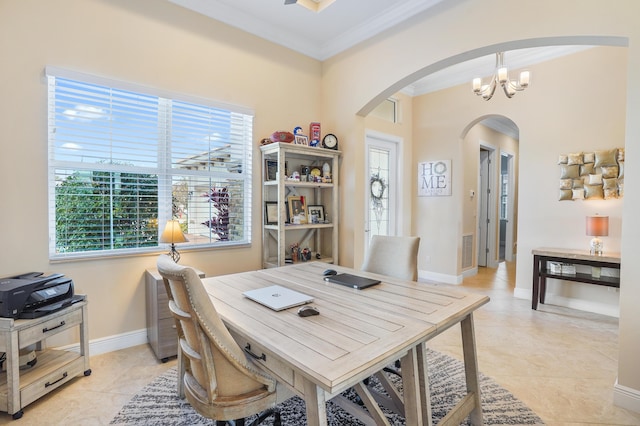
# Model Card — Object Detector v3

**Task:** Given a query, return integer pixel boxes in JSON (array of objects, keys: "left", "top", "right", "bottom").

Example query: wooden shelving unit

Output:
[{"left": 260, "top": 143, "right": 340, "bottom": 268}]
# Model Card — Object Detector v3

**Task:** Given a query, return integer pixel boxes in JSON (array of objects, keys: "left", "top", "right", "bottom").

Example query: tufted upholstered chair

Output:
[
  {"left": 361, "top": 235, "right": 420, "bottom": 281},
  {"left": 157, "top": 255, "right": 288, "bottom": 426}
]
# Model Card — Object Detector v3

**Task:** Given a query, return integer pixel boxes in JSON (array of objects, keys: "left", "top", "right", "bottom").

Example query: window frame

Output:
[{"left": 46, "top": 67, "right": 253, "bottom": 261}]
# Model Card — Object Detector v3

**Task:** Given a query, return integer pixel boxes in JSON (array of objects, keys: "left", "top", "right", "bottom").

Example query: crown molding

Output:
[
  {"left": 318, "top": 0, "right": 446, "bottom": 60},
  {"left": 169, "top": 0, "right": 446, "bottom": 61}
]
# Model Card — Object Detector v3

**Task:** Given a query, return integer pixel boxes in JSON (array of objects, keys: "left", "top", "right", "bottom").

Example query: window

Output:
[
  {"left": 500, "top": 173, "right": 508, "bottom": 220},
  {"left": 367, "top": 146, "right": 392, "bottom": 237},
  {"left": 47, "top": 68, "right": 253, "bottom": 260},
  {"left": 370, "top": 98, "right": 398, "bottom": 123}
]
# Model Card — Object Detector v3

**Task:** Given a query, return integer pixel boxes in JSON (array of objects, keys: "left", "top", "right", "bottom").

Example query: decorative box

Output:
[
  {"left": 548, "top": 262, "right": 563, "bottom": 274},
  {"left": 561, "top": 263, "right": 576, "bottom": 275}
]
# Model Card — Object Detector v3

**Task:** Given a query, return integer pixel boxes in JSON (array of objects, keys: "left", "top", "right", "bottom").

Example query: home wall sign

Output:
[
  {"left": 418, "top": 160, "right": 452, "bottom": 197},
  {"left": 558, "top": 148, "right": 624, "bottom": 201}
]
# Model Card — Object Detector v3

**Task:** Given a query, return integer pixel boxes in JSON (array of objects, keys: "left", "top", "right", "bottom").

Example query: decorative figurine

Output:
[{"left": 322, "top": 162, "right": 331, "bottom": 178}]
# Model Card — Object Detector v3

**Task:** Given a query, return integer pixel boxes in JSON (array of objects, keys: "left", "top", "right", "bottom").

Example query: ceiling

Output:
[
  {"left": 168, "top": 0, "right": 450, "bottom": 61},
  {"left": 168, "top": 0, "right": 592, "bottom": 137}
]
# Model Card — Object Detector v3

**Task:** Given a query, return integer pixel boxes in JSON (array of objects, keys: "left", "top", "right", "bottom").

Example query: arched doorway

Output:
[{"left": 463, "top": 115, "right": 519, "bottom": 271}]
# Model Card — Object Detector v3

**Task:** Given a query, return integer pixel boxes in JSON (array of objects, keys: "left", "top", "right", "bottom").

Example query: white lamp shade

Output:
[
  {"left": 498, "top": 67, "right": 508, "bottom": 83},
  {"left": 472, "top": 78, "right": 482, "bottom": 92},
  {"left": 160, "top": 220, "right": 188, "bottom": 244}
]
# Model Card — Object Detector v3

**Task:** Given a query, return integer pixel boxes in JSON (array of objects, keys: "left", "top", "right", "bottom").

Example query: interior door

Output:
[
  {"left": 478, "top": 146, "right": 498, "bottom": 268},
  {"left": 364, "top": 134, "right": 398, "bottom": 256},
  {"left": 499, "top": 152, "right": 515, "bottom": 261},
  {"left": 478, "top": 149, "right": 490, "bottom": 267}
]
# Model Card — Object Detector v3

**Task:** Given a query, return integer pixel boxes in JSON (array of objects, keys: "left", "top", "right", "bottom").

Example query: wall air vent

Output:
[{"left": 462, "top": 234, "right": 474, "bottom": 270}]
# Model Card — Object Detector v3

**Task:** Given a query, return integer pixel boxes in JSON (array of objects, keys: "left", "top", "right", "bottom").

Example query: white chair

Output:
[
  {"left": 361, "top": 235, "right": 421, "bottom": 412},
  {"left": 361, "top": 235, "right": 420, "bottom": 281}
]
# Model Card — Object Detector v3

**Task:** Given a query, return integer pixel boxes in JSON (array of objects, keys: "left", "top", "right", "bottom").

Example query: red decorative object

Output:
[
  {"left": 270, "top": 131, "right": 295, "bottom": 143},
  {"left": 309, "top": 122, "right": 321, "bottom": 144}
]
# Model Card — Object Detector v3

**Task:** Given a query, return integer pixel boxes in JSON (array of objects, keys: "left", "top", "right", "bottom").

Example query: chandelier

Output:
[{"left": 472, "top": 52, "right": 530, "bottom": 100}]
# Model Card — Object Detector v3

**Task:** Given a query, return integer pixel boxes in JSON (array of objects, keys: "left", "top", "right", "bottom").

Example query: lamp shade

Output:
[
  {"left": 159, "top": 220, "right": 188, "bottom": 244},
  {"left": 586, "top": 215, "right": 609, "bottom": 237}
]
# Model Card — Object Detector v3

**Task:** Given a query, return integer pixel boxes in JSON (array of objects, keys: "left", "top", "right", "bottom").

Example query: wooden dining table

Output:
[{"left": 200, "top": 262, "right": 489, "bottom": 426}]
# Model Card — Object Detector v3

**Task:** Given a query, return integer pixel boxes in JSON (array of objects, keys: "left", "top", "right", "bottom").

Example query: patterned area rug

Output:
[{"left": 111, "top": 348, "right": 544, "bottom": 425}]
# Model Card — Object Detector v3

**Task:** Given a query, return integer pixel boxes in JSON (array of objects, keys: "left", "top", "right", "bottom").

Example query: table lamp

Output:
[
  {"left": 586, "top": 215, "right": 608, "bottom": 255},
  {"left": 160, "top": 220, "right": 188, "bottom": 262}
]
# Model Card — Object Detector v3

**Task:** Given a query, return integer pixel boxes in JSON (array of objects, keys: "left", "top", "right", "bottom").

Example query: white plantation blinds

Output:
[{"left": 47, "top": 68, "right": 253, "bottom": 259}]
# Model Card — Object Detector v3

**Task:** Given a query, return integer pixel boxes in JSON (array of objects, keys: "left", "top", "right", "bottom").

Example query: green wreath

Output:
[{"left": 370, "top": 174, "right": 386, "bottom": 201}]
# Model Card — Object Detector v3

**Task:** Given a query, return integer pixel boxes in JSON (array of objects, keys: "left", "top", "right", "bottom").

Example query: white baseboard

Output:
[
  {"left": 513, "top": 288, "right": 619, "bottom": 318},
  {"left": 614, "top": 380, "right": 640, "bottom": 414},
  {"left": 418, "top": 269, "right": 462, "bottom": 285},
  {"left": 462, "top": 267, "right": 478, "bottom": 279},
  {"left": 513, "top": 287, "right": 530, "bottom": 300},
  {"left": 59, "top": 328, "right": 148, "bottom": 356}
]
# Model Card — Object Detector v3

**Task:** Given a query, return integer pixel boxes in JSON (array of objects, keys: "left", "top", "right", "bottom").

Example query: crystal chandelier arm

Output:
[
  {"left": 503, "top": 77, "right": 528, "bottom": 98},
  {"left": 473, "top": 74, "right": 497, "bottom": 100},
  {"left": 502, "top": 81, "right": 516, "bottom": 98},
  {"left": 482, "top": 78, "right": 497, "bottom": 100}
]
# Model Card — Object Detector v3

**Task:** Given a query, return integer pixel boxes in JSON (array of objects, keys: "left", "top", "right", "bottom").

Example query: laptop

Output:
[
  {"left": 324, "top": 273, "right": 381, "bottom": 290},
  {"left": 243, "top": 285, "right": 314, "bottom": 311}
]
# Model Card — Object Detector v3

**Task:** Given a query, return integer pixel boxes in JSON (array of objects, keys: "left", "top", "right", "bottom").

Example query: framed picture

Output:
[
  {"left": 294, "top": 134, "right": 309, "bottom": 146},
  {"left": 265, "top": 159, "right": 278, "bottom": 181},
  {"left": 307, "top": 205, "right": 325, "bottom": 223},
  {"left": 285, "top": 201, "right": 290, "bottom": 223},
  {"left": 264, "top": 201, "right": 279, "bottom": 225},
  {"left": 287, "top": 195, "right": 307, "bottom": 224},
  {"left": 417, "top": 160, "right": 452, "bottom": 197}
]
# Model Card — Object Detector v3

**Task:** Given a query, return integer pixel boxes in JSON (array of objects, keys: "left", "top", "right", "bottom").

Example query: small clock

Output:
[{"left": 322, "top": 133, "right": 338, "bottom": 150}]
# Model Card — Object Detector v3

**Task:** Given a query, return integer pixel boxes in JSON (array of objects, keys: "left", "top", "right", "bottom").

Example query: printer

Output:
[{"left": 0, "top": 272, "right": 83, "bottom": 319}]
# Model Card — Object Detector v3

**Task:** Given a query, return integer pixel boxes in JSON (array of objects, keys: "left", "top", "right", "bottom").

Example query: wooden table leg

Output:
[
  {"left": 539, "top": 258, "right": 547, "bottom": 305},
  {"left": 400, "top": 346, "right": 423, "bottom": 426},
  {"left": 532, "top": 254, "right": 540, "bottom": 310},
  {"left": 5, "top": 331, "right": 19, "bottom": 417},
  {"left": 303, "top": 379, "right": 328, "bottom": 426},
  {"left": 434, "top": 314, "right": 483, "bottom": 426},
  {"left": 416, "top": 343, "right": 433, "bottom": 426},
  {"left": 461, "top": 313, "right": 483, "bottom": 425}
]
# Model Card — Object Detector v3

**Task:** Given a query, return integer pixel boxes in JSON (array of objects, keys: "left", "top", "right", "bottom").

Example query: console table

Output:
[{"left": 532, "top": 247, "right": 621, "bottom": 310}]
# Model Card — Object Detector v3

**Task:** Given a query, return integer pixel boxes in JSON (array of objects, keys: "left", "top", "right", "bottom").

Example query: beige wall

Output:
[
  {"left": 321, "top": 0, "right": 640, "bottom": 404},
  {"left": 0, "top": 0, "right": 321, "bottom": 342}
]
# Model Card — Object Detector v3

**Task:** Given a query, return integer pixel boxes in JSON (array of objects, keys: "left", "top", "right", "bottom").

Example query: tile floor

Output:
[{"left": 2, "top": 262, "right": 639, "bottom": 425}]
